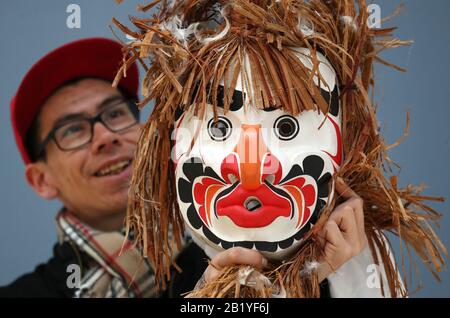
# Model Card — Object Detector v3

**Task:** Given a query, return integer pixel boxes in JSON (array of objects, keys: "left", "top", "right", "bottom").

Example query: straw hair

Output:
[{"left": 113, "top": 0, "right": 447, "bottom": 297}]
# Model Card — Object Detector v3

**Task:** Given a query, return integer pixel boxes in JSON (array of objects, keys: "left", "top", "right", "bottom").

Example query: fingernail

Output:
[{"left": 262, "top": 257, "right": 268, "bottom": 267}]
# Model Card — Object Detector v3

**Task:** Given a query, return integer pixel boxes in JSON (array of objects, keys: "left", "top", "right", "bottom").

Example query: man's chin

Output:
[
  {"left": 88, "top": 189, "right": 129, "bottom": 214},
  {"left": 108, "top": 191, "right": 130, "bottom": 210}
]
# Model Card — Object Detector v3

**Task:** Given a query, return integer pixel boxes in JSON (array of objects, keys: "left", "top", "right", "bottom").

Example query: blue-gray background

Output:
[{"left": 0, "top": 0, "right": 449, "bottom": 297}]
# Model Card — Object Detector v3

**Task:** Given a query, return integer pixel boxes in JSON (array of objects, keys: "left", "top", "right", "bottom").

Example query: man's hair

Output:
[
  {"left": 24, "top": 77, "right": 138, "bottom": 162},
  {"left": 24, "top": 111, "right": 42, "bottom": 163}
]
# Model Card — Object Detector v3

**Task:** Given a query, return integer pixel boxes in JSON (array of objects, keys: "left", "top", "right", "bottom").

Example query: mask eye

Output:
[
  {"left": 208, "top": 117, "right": 233, "bottom": 141},
  {"left": 274, "top": 115, "right": 299, "bottom": 141}
]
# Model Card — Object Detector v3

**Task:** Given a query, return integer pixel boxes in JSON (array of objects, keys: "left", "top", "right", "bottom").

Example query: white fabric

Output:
[{"left": 327, "top": 243, "right": 405, "bottom": 298}]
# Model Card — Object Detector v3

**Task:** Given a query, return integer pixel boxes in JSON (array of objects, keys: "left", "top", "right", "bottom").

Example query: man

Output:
[{"left": 0, "top": 38, "right": 206, "bottom": 298}]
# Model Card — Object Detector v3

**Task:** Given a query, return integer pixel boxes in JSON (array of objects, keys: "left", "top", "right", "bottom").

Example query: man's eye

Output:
[
  {"left": 273, "top": 115, "right": 299, "bottom": 141},
  {"left": 208, "top": 117, "right": 232, "bottom": 141},
  {"left": 61, "top": 123, "right": 85, "bottom": 138},
  {"left": 106, "top": 108, "right": 126, "bottom": 119}
]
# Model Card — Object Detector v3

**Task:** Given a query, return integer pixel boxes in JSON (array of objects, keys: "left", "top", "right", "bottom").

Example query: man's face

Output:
[
  {"left": 173, "top": 49, "right": 342, "bottom": 259},
  {"left": 34, "top": 79, "right": 140, "bottom": 230}
]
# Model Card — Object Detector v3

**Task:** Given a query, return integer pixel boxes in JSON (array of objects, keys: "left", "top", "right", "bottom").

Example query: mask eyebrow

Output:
[
  {"left": 216, "top": 85, "right": 245, "bottom": 111},
  {"left": 262, "top": 106, "right": 279, "bottom": 112},
  {"left": 320, "top": 85, "right": 339, "bottom": 116},
  {"left": 187, "top": 83, "right": 245, "bottom": 113}
]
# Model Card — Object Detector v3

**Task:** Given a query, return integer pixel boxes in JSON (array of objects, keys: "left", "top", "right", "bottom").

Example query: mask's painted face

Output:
[{"left": 173, "top": 48, "right": 342, "bottom": 260}]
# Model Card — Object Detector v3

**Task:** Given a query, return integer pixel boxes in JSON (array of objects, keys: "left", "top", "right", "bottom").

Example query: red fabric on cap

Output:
[{"left": 10, "top": 37, "right": 139, "bottom": 164}]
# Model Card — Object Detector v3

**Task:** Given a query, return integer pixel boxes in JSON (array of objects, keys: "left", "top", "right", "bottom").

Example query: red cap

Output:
[{"left": 10, "top": 37, "right": 139, "bottom": 164}]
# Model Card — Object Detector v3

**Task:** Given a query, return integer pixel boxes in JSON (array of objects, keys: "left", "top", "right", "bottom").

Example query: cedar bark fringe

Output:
[{"left": 114, "top": 0, "right": 447, "bottom": 297}]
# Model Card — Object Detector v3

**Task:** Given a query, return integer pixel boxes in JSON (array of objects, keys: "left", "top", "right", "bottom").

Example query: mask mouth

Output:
[
  {"left": 244, "top": 197, "right": 263, "bottom": 212},
  {"left": 216, "top": 183, "right": 292, "bottom": 228}
]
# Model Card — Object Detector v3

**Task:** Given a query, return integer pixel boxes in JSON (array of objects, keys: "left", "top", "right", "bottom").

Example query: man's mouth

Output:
[{"left": 94, "top": 160, "right": 132, "bottom": 177}]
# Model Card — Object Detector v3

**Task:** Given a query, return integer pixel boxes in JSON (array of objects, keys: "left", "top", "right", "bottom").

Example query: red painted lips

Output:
[{"left": 215, "top": 183, "right": 291, "bottom": 228}]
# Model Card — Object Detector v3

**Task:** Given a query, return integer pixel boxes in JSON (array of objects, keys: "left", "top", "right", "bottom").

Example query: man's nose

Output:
[{"left": 91, "top": 122, "right": 120, "bottom": 154}]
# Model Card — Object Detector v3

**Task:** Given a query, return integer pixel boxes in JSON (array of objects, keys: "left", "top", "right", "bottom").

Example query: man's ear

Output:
[{"left": 25, "top": 162, "right": 58, "bottom": 200}]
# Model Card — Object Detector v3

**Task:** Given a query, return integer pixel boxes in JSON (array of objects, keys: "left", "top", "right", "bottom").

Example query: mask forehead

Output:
[
  {"left": 232, "top": 47, "right": 337, "bottom": 95},
  {"left": 173, "top": 47, "right": 342, "bottom": 260}
]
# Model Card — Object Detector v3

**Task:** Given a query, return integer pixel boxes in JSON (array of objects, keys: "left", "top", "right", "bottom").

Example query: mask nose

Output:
[
  {"left": 235, "top": 124, "right": 265, "bottom": 190},
  {"left": 220, "top": 124, "right": 282, "bottom": 190},
  {"left": 221, "top": 124, "right": 276, "bottom": 190}
]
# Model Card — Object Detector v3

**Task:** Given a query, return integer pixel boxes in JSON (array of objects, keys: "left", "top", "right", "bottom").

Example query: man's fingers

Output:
[
  {"left": 204, "top": 265, "right": 222, "bottom": 283},
  {"left": 204, "top": 247, "right": 268, "bottom": 283},
  {"left": 211, "top": 247, "right": 267, "bottom": 269},
  {"left": 335, "top": 177, "right": 358, "bottom": 200},
  {"left": 328, "top": 205, "right": 359, "bottom": 249},
  {"left": 315, "top": 232, "right": 326, "bottom": 247},
  {"left": 335, "top": 178, "right": 366, "bottom": 244},
  {"left": 319, "top": 220, "right": 346, "bottom": 249}
]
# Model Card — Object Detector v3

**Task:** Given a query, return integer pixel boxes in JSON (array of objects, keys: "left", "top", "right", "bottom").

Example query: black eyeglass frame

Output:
[{"left": 36, "top": 99, "right": 139, "bottom": 159}]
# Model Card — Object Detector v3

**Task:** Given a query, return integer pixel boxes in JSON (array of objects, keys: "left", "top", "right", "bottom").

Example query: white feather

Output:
[
  {"left": 299, "top": 260, "right": 321, "bottom": 276},
  {"left": 340, "top": 15, "right": 358, "bottom": 31},
  {"left": 195, "top": 8, "right": 230, "bottom": 45},
  {"left": 298, "top": 16, "right": 315, "bottom": 37}
]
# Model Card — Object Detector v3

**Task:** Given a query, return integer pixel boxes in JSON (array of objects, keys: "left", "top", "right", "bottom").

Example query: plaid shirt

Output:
[{"left": 56, "top": 210, "right": 159, "bottom": 298}]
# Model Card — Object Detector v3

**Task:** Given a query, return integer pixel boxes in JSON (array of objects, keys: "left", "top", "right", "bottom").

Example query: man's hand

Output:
[
  {"left": 202, "top": 247, "right": 268, "bottom": 284},
  {"left": 315, "top": 177, "right": 368, "bottom": 282}
]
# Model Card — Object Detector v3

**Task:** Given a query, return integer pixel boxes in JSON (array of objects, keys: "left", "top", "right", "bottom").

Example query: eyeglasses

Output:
[{"left": 36, "top": 99, "right": 139, "bottom": 159}]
